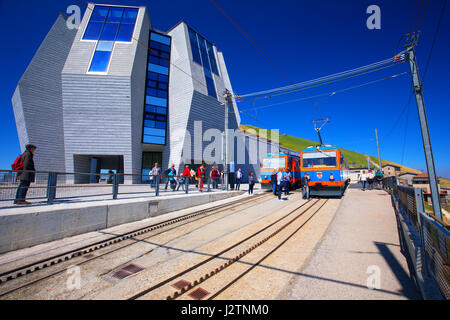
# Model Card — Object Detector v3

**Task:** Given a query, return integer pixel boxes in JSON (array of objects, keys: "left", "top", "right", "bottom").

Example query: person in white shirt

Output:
[
  {"left": 235, "top": 168, "right": 243, "bottom": 190},
  {"left": 276, "top": 168, "right": 283, "bottom": 200},
  {"left": 359, "top": 170, "right": 368, "bottom": 191}
]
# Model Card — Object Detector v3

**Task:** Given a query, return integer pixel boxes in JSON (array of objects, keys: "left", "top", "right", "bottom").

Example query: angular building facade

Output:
[{"left": 12, "top": 3, "right": 279, "bottom": 183}]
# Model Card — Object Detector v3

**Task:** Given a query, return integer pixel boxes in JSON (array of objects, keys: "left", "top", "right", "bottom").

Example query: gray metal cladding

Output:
[
  {"left": 61, "top": 5, "right": 149, "bottom": 176},
  {"left": 11, "top": 13, "right": 77, "bottom": 173}
]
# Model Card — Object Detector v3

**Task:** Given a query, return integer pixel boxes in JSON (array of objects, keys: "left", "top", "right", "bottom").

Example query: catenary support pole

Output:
[
  {"left": 406, "top": 44, "right": 442, "bottom": 220},
  {"left": 375, "top": 128, "right": 382, "bottom": 171},
  {"left": 223, "top": 90, "right": 232, "bottom": 191}
]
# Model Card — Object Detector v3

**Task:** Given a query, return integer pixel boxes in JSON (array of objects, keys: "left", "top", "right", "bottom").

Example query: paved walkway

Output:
[
  {"left": 0, "top": 182, "right": 259, "bottom": 210},
  {"left": 283, "top": 185, "right": 421, "bottom": 299}
]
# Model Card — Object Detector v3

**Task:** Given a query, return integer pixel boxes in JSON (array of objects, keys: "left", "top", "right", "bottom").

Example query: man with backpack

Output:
[
  {"left": 13, "top": 144, "right": 37, "bottom": 205},
  {"left": 164, "top": 163, "right": 177, "bottom": 190},
  {"left": 210, "top": 166, "right": 219, "bottom": 189}
]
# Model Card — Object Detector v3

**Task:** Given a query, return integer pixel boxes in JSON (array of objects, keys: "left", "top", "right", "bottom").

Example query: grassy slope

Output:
[{"left": 240, "top": 124, "right": 450, "bottom": 187}]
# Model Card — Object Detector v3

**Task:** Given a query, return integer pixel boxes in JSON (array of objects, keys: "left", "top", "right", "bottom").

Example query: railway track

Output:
[
  {"left": 0, "top": 192, "right": 271, "bottom": 294},
  {"left": 128, "top": 198, "right": 328, "bottom": 300}
]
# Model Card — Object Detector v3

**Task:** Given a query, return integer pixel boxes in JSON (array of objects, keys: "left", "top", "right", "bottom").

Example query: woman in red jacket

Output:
[{"left": 197, "top": 164, "right": 206, "bottom": 192}]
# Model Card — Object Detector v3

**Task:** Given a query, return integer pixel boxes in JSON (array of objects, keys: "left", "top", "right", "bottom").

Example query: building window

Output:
[
  {"left": 141, "top": 152, "right": 162, "bottom": 182},
  {"left": 187, "top": 27, "right": 219, "bottom": 99},
  {"left": 84, "top": 5, "right": 139, "bottom": 72},
  {"left": 188, "top": 28, "right": 202, "bottom": 65},
  {"left": 142, "top": 32, "right": 171, "bottom": 145}
]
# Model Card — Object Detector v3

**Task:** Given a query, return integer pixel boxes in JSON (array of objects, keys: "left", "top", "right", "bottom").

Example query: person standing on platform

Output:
[
  {"left": 165, "top": 163, "right": 177, "bottom": 190},
  {"left": 178, "top": 164, "right": 191, "bottom": 191},
  {"left": 210, "top": 166, "right": 219, "bottom": 189},
  {"left": 283, "top": 169, "right": 292, "bottom": 196},
  {"left": 270, "top": 170, "right": 277, "bottom": 197},
  {"left": 197, "top": 164, "right": 206, "bottom": 192},
  {"left": 14, "top": 144, "right": 37, "bottom": 205},
  {"left": 367, "top": 170, "right": 375, "bottom": 190},
  {"left": 229, "top": 161, "right": 235, "bottom": 190},
  {"left": 235, "top": 168, "right": 243, "bottom": 190},
  {"left": 248, "top": 172, "right": 255, "bottom": 195},
  {"left": 359, "top": 170, "right": 368, "bottom": 191},
  {"left": 149, "top": 162, "right": 161, "bottom": 188},
  {"left": 276, "top": 168, "right": 283, "bottom": 200},
  {"left": 302, "top": 173, "right": 310, "bottom": 200},
  {"left": 190, "top": 167, "right": 196, "bottom": 186}
]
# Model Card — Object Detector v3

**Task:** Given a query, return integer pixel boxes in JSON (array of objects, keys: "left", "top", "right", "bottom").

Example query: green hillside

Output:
[
  {"left": 240, "top": 124, "right": 378, "bottom": 167},
  {"left": 239, "top": 124, "right": 449, "bottom": 187}
]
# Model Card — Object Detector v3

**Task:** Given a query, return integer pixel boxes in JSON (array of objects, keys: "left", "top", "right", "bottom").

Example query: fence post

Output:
[
  {"left": 207, "top": 177, "right": 211, "bottom": 192},
  {"left": 185, "top": 176, "right": 189, "bottom": 194},
  {"left": 414, "top": 187, "right": 429, "bottom": 277},
  {"left": 155, "top": 175, "right": 160, "bottom": 196},
  {"left": 46, "top": 172, "right": 57, "bottom": 204},
  {"left": 112, "top": 174, "right": 119, "bottom": 200}
]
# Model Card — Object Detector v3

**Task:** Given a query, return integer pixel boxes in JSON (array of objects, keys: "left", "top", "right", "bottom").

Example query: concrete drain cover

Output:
[
  {"left": 171, "top": 279, "right": 191, "bottom": 290},
  {"left": 111, "top": 263, "right": 145, "bottom": 280},
  {"left": 188, "top": 287, "right": 210, "bottom": 300}
]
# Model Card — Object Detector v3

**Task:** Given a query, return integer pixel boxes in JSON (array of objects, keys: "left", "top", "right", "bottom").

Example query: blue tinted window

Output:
[
  {"left": 145, "top": 105, "right": 156, "bottom": 113},
  {"left": 206, "top": 41, "right": 219, "bottom": 76},
  {"left": 188, "top": 28, "right": 202, "bottom": 64},
  {"left": 156, "top": 107, "right": 166, "bottom": 114},
  {"left": 89, "top": 50, "right": 111, "bottom": 72},
  {"left": 85, "top": 5, "right": 139, "bottom": 72},
  {"left": 143, "top": 31, "right": 171, "bottom": 145},
  {"left": 143, "top": 136, "right": 165, "bottom": 144},
  {"left": 151, "top": 33, "right": 171, "bottom": 45},
  {"left": 83, "top": 21, "right": 103, "bottom": 40},
  {"left": 84, "top": 5, "right": 137, "bottom": 42},
  {"left": 96, "top": 40, "right": 114, "bottom": 51},
  {"left": 116, "top": 22, "right": 135, "bottom": 42},
  {"left": 146, "top": 96, "right": 167, "bottom": 107},
  {"left": 198, "top": 37, "right": 210, "bottom": 71},
  {"left": 107, "top": 7, "right": 123, "bottom": 23},
  {"left": 144, "top": 127, "right": 166, "bottom": 136},
  {"left": 99, "top": 22, "right": 119, "bottom": 41},
  {"left": 121, "top": 8, "right": 138, "bottom": 24},
  {"left": 155, "top": 121, "right": 166, "bottom": 129},
  {"left": 149, "top": 64, "right": 168, "bottom": 75},
  {"left": 90, "top": 6, "right": 109, "bottom": 22},
  {"left": 205, "top": 77, "right": 216, "bottom": 98}
]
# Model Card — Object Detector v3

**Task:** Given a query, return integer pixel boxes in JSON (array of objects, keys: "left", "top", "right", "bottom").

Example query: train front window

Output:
[
  {"left": 302, "top": 151, "right": 337, "bottom": 168},
  {"left": 262, "top": 157, "right": 285, "bottom": 169}
]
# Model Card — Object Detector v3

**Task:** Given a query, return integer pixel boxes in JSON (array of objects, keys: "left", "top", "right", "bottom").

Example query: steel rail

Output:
[
  {"left": 0, "top": 192, "right": 270, "bottom": 287},
  {"left": 128, "top": 198, "right": 319, "bottom": 300}
]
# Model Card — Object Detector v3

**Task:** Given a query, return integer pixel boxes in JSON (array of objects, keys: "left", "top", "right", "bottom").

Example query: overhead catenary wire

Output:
[
  {"left": 239, "top": 72, "right": 409, "bottom": 113},
  {"left": 237, "top": 58, "right": 407, "bottom": 103},
  {"left": 236, "top": 54, "right": 406, "bottom": 100},
  {"left": 382, "top": 92, "right": 413, "bottom": 142}
]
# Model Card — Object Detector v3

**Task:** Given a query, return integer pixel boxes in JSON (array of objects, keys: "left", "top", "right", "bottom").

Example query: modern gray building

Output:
[{"left": 12, "top": 3, "right": 280, "bottom": 183}]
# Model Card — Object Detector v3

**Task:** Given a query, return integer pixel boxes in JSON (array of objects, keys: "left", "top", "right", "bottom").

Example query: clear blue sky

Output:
[{"left": 0, "top": 0, "right": 449, "bottom": 176}]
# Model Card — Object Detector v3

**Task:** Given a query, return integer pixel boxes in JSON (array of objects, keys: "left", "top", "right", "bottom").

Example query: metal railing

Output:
[
  {"left": 0, "top": 169, "right": 242, "bottom": 206},
  {"left": 383, "top": 176, "right": 449, "bottom": 299}
]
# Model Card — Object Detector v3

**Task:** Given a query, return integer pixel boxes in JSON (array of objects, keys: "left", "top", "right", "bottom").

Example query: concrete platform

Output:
[
  {"left": 282, "top": 185, "right": 422, "bottom": 299},
  {"left": 0, "top": 191, "right": 264, "bottom": 276},
  {"left": 0, "top": 189, "right": 247, "bottom": 254}
]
